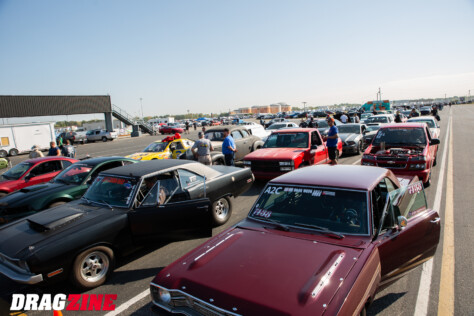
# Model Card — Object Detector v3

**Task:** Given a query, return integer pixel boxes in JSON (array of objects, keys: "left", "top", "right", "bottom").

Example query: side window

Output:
[
  {"left": 31, "top": 161, "right": 62, "bottom": 176},
  {"left": 311, "top": 131, "right": 322, "bottom": 146},
  {"left": 241, "top": 129, "right": 249, "bottom": 138},
  {"left": 62, "top": 160, "right": 73, "bottom": 169},
  {"left": 138, "top": 172, "right": 188, "bottom": 208},
  {"left": 231, "top": 131, "right": 243, "bottom": 140},
  {"left": 425, "top": 127, "right": 432, "bottom": 141},
  {"left": 390, "top": 181, "right": 427, "bottom": 219},
  {"left": 178, "top": 169, "right": 204, "bottom": 190},
  {"left": 175, "top": 141, "right": 185, "bottom": 150},
  {"left": 122, "top": 160, "right": 135, "bottom": 166},
  {"left": 372, "top": 178, "right": 392, "bottom": 232},
  {"left": 89, "top": 161, "right": 124, "bottom": 183}
]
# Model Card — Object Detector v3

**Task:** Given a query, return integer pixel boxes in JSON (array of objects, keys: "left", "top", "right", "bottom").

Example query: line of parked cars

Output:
[{"left": 0, "top": 117, "right": 443, "bottom": 315}]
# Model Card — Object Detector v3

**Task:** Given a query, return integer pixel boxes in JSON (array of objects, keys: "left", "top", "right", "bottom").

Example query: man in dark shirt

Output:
[{"left": 47, "top": 142, "right": 60, "bottom": 156}]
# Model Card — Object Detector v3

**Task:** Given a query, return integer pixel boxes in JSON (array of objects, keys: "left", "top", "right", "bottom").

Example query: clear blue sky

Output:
[{"left": 1, "top": 0, "right": 473, "bottom": 120}]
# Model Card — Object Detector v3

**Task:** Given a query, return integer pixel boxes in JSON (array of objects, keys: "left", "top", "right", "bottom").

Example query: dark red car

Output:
[
  {"left": 159, "top": 125, "right": 184, "bottom": 134},
  {"left": 150, "top": 165, "right": 440, "bottom": 315},
  {"left": 361, "top": 123, "right": 440, "bottom": 187},
  {"left": 0, "top": 157, "right": 77, "bottom": 197},
  {"left": 243, "top": 128, "right": 342, "bottom": 180}
]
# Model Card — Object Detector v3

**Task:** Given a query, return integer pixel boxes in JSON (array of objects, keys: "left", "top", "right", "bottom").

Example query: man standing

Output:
[
  {"left": 193, "top": 121, "right": 197, "bottom": 131},
  {"left": 340, "top": 112, "right": 349, "bottom": 123},
  {"left": 47, "top": 142, "right": 61, "bottom": 156},
  {"left": 29, "top": 145, "right": 44, "bottom": 158},
  {"left": 353, "top": 113, "right": 360, "bottom": 123},
  {"left": 326, "top": 117, "right": 339, "bottom": 165},
  {"left": 192, "top": 132, "right": 214, "bottom": 165},
  {"left": 222, "top": 128, "right": 237, "bottom": 166},
  {"left": 185, "top": 121, "right": 190, "bottom": 134},
  {"left": 62, "top": 140, "right": 76, "bottom": 158},
  {"left": 394, "top": 111, "right": 402, "bottom": 123}
]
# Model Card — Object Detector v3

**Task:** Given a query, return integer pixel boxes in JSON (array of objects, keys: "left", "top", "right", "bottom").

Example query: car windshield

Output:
[
  {"left": 263, "top": 132, "right": 309, "bottom": 148},
  {"left": 337, "top": 125, "right": 360, "bottom": 134},
  {"left": 2, "top": 162, "right": 33, "bottom": 180},
  {"left": 143, "top": 142, "right": 168, "bottom": 152},
  {"left": 366, "top": 125, "right": 381, "bottom": 132},
  {"left": 205, "top": 131, "right": 225, "bottom": 141},
  {"left": 373, "top": 128, "right": 427, "bottom": 145},
  {"left": 408, "top": 119, "right": 435, "bottom": 128},
  {"left": 267, "top": 124, "right": 286, "bottom": 130},
  {"left": 249, "top": 184, "right": 369, "bottom": 235},
  {"left": 54, "top": 164, "right": 92, "bottom": 185},
  {"left": 366, "top": 116, "right": 388, "bottom": 123},
  {"left": 361, "top": 113, "right": 372, "bottom": 118},
  {"left": 83, "top": 175, "right": 138, "bottom": 208}
]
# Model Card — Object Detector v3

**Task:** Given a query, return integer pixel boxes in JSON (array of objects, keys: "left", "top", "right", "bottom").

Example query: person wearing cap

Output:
[
  {"left": 222, "top": 128, "right": 237, "bottom": 166},
  {"left": 326, "top": 117, "right": 339, "bottom": 165},
  {"left": 29, "top": 145, "right": 44, "bottom": 158},
  {"left": 192, "top": 132, "right": 213, "bottom": 165}
]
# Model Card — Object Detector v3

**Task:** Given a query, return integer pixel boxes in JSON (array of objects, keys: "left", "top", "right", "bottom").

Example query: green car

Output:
[{"left": 0, "top": 157, "right": 136, "bottom": 225}]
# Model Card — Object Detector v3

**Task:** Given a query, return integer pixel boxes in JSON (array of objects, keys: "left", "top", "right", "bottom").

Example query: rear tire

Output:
[
  {"left": 9, "top": 148, "right": 18, "bottom": 156},
  {"left": 212, "top": 197, "right": 232, "bottom": 226},
  {"left": 71, "top": 246, "right": 114, "bottom": 290},
  {"left": 0, "top": 150, "right": 7, "bottom": 158},
  {"left": 102, "top": 137, "right": 107, "bottom": 142}
]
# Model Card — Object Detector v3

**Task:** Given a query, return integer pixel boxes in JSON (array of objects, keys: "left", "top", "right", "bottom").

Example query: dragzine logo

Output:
[{"left": 10, "top": 294, "right": 117, "bottom": 311}]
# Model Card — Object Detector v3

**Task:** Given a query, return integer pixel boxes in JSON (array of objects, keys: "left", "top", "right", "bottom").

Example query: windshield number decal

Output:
[
  {"left": 408, "top": 182, "right": 423, "bottom": 195},
  {"left": 253, "top": 207, "right": 272, "bottom": 218},
  {"left": 264, "top": 186, "right": 282, "bottom": 195}
]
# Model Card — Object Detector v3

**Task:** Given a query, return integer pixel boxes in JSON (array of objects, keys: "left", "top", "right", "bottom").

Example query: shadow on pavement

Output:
[{"left": 368, "top": 292, "right": 407, "bottom": 315}]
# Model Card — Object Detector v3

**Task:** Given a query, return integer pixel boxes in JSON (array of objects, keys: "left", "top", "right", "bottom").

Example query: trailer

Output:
[{"left": 0, "top": 122, "right": 56, "bottom": 158}]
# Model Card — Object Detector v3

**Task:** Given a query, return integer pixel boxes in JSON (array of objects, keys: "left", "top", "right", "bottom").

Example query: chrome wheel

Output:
[
  {"left": 212, "top": 197, "right": 232, "bottom": 226},
  {"left": 80, "top": 251, "right": 109, "bottom": 283}
]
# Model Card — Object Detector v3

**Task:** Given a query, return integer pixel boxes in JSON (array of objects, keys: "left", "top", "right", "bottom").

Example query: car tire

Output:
[
  {"left": 71, "top": 246, "right": 114, "bottom": 290},
  {"left": 102, "top": 137, "right": 107, "bottom": 142},
  {"left": 433, "top": 154, "right": 437, "bottom": 167},
  {"left": 424, "top": 171, "right": 431, "bottom": 188},
  {"left": 356, "top": 141, "right": 362, "bottom": 155},
  {"left": 48, "top": 201, "right": 67, "bottom": 209},
  {"left": 0, "top": 150, "right": 7, "bottom": 158},
  {"left": 212, "top": 197, "right": 232, "bottom": 226},
  {"left": 0, "top": 192, "right": 8, "bottom": 198},
  {"left": 213, "top": 159, "right": 224, "bottom": 165},
  {"left": 9, "top": 148, "right": 18, "bottom": 156}
]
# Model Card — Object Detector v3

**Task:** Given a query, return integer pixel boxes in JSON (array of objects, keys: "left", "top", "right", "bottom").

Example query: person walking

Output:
[
  {"left": 192, "top": 132, "right": 214, "bottom": 165},
  {"left": 29, "top": 145, "right": 44, "bottom": 158},
  {"left": 308, "top": 117, "right": 318, "bottom": 128},
  {"left": 326, "top": 117, "right": 339, "bottom": 165},
  {"left": 340, "top": 112, "right": 349, "bottom": 123},
  {"left": 47, "top": 142, "right": 61, "bottom": 156},
  {"left": 62, "top": 139, "right": 76, "bottom": 158},
  {"left": 193, "top": 121, "right": 197, "bottom": 131},
  {"left": 185, "top": 121, "right": 190, "bottom": 134},
  {"left": 222, "top": 128, "right": 237, "bottom": 166}
]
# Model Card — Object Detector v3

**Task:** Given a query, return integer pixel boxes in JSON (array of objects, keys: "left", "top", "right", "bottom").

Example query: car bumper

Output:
[
  {"left": 342, "top": 145, "right": 358, "bottom": 153},
  {"left": 251, "top": 169, "right": 287, "bottom": 180},
  {"left": 0, "top": 262, "right": 43, "bottom": 285}
]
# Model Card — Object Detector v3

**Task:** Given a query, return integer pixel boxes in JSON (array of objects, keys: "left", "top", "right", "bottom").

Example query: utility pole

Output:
[
  {"left": 302, "top": 102, "right": 307, "bottom": 113},
  {"left": 140, "top": 98, "right": 143, "bottom": 120}
]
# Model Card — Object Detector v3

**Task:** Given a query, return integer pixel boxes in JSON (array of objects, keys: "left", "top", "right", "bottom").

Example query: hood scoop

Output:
[{"left": 27, "top": 208, "right": 84, "bottom": 232}]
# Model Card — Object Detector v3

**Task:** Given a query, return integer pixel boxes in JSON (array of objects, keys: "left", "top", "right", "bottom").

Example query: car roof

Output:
[
  {"left": 24, "top": 156, "right": 77, "bottom": 164},
  {"left": 270, "top": 165, "right": 395, "bottom": 191},
  {"left": 271, "top": 128, "right": 317, "bottom": 133},
  {"left": 380, "top": 123, "right": 427, "bottom": 129},
  {"left": 73, "top": 156, "right": 133, "bottom": 167},
  {"left": 102, "top": 159, "right": 220, "bottom": 179},
  {"left": 407, "top": 117, "right": 436, "bottom": 122}
]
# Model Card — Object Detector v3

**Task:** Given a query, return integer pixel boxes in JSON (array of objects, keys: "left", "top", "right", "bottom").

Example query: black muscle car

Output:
[
  {"left": 0, "top": 157, "right": 136, "bottom": 225},
  {"left": 0, "top": 160, "right": 254, "bottom": 289}
]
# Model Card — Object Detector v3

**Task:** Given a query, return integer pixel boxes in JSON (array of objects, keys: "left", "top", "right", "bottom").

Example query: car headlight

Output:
[
  {"left": 346, "top": 141, "right": 355, "bottom": 146},
  {"left": 279, "top": 161, "right": 293, "bottom": 166},
  {"left": 409, "top": 155, "right": 426, "bottom": 162},
  {"left": 243, "top": 160, "right": 251, "bottom": 166},
  {"left": 158, "top": 288, "right": 171, "bottom": 304},
  {"left": 409, "top": 163, "right": 426, "bottom": 170},
  {"left": 362, "top": 154, "right": 375, "bottom": 160}
]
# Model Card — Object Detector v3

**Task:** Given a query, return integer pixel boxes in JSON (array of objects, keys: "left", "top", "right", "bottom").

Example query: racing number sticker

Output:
[
  {"left": 264, "top": 186, "right": 282, "bottom": 195},
  {"left": 408, "top": 182, "right": 423, "bottom": 195},
  {"left": 253, "top": 207, "right": 272, "bottom": 218}
]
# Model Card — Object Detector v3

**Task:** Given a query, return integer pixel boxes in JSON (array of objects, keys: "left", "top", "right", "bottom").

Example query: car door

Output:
[
  {"left": 172, "top": 140, "right": 186, "bottom": 159},
  {"left": 310, "top": 131, "right": 327, "bottom": 164},
  {"left": 128, "top": 171, "right": 212, "bottom": 242},
  {"left": 25, "top": 161, "right": 63, "bottom": 186},
  {"left": 374, "top": 179, "right": 440, "bottom": 284},
  {"left": 231, "top": 130, "right": 245, "bottom": 160},
  {"left": 240, "top": 129, "right": 254, "bottom": 155}
]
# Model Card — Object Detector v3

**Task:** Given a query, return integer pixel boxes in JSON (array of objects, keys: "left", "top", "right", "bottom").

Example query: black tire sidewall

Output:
[{"left": 71, "top": 246, "right": 114, "bottom": 290}]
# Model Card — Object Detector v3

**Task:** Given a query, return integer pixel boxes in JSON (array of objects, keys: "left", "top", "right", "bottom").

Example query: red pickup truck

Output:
[
  {"left": 243, "top": 128, "right": 342, "bottom": 180},
  {"left": 361, "top": 123, "right": 440, "bottom": 187}
]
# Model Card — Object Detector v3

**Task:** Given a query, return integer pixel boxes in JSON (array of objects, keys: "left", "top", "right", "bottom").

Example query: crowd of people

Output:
[{"left": 29, "top": 140, "right": 76, "bottom": 159}]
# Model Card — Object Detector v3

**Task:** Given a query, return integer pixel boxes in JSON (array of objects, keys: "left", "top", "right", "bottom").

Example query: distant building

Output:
[{"left": 235, "top": 103, "right": 292, "bottom": 115}]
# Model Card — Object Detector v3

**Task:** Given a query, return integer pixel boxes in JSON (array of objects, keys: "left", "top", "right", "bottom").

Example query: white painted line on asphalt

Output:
[
  {"left": 352, "top": 159, "right": 361, "bottom": 165},
  {"left": 413, "top": 111, "right": 452, "bottom": 316},
  {"left": 104, "top": 288, "right": 150, "bottom": 316}
]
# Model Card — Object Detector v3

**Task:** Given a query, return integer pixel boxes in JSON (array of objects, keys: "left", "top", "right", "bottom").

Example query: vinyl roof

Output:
[
  {"left": 271, "top": 165, "right": 393, "bottom": 191},
  {"left": 73, "top": 156, "right": 133, "bottom": 167}
]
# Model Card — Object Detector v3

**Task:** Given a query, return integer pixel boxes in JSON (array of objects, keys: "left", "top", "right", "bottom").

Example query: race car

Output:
[{"left": 126, "top": 134, "right": 194, "bottom": 161}]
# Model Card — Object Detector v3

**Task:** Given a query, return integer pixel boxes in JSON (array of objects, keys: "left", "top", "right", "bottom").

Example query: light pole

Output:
[
  {"left": 140, "top": 98, "right": 143, "bottom": 120},
  {"left": 187, "top": 109, "right": 190, "bottom": 119}
]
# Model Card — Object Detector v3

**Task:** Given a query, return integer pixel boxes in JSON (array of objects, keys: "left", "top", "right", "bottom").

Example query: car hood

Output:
[
  {"left": 0, "top": 200, "right": 110, "bottom": 258},
  {"left": 154, "top": 226, "right": 363, "bottom": 315},
  {"left": 0, "top": 178, "right": 19, "bottom": 187},
  {"left": 0, "top": 182, "right": 67, "bottom": 208},
  {"left": 244, "top": 148, "right": 305, "bottom": 161},
  {"left": 338, "top": 133, "right": 360, "bottom": 143}
]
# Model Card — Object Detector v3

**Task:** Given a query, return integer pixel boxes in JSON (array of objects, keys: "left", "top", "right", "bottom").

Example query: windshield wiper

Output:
[
  {"left": 100, "top": 200, "right": 114, "bottom": 210},
  {"left": 293, "top": 222, "right": 345, "bottom": 239},
  {"left": 262, "top": 218, "right": 290, "bottom": 232}
]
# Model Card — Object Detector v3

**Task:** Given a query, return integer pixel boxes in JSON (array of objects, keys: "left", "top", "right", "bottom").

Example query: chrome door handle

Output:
[{"left": 430, "top": 217, "right": 440, "bottom": 224}]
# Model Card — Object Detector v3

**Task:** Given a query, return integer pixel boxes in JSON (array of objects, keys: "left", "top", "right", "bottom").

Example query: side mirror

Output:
[
  {"left": 311, "top": 145, "right": 318, "bottom": 150},
  {"left": 430, "top": 139, "right": 440, "bottom": 145},
  {"left": 25, "top": 173, "right": 35, "bottom": 180},
  {"left": 397, "top": 216, "right": 408, "bottom": 229}
]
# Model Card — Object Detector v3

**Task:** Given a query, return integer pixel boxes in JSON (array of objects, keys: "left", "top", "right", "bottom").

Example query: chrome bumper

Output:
[{"left": 0, "top": 255, "right": 43, "bottom": 284}]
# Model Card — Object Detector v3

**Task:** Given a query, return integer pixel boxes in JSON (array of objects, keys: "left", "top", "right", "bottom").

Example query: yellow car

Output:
[{"left": 126, "top": 137, "right": 194, "bottom": 160}]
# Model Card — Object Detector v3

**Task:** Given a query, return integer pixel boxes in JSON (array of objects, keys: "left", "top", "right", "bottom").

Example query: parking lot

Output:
[{"left": 0, "top": 105, "right": 473, "bottom": 315}]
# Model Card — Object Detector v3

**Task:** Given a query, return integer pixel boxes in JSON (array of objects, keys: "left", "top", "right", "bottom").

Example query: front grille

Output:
[
  {"left": 251, "top": 161, "right": 280, "bottom": 173},
  {"left": 377, "top": 163, "right": 406, "bottom": 169},
  {"left": 376, "top": 156, "right": 409, "bottom": 162}
]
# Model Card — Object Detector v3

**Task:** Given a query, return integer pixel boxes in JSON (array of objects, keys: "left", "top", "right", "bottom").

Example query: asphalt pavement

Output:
[{"left": 0, "top": 108, "right": 473, "bottom": 316}]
